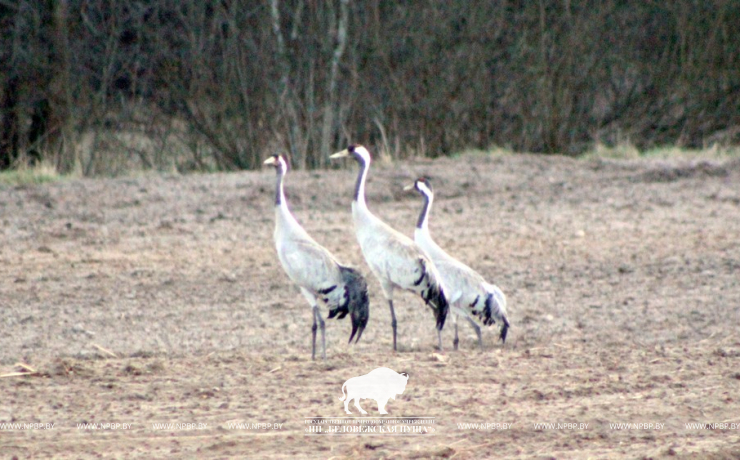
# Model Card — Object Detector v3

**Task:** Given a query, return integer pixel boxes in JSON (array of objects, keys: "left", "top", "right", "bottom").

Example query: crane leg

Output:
[
  {"left": 388, "top": 299, "right": 397, "bottom": 351},
  {"left": 311, "top": 307, "right": 318, "bottom": 360},
  {"left": 317, "top": 307, "right": 326, "bottom": 360},
  {"left": 465, "top": 316, "right": 483, "bottom": 350},
  {"left": 453, "top": 316, "right": 459, "bottom": 351},
  {"left": 311, "top": 306, "right": 326, "bottom": 360}
]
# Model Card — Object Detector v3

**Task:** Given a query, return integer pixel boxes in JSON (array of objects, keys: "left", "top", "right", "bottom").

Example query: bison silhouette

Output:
[{"left": 339, "top": 367, "right": 409, "bottom": 415}]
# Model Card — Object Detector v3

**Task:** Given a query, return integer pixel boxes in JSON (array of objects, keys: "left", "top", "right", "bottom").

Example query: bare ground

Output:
[{"left": 1, "top": 153, "right": 740, "bottom": 459}]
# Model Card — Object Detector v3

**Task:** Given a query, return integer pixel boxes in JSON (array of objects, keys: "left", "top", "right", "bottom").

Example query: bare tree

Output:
[
  {"left": 2, "top": 0, "right": 738, "bottom": 175},
  {"left": 270, "top": 0, "right": 307, "bottom": 169}
]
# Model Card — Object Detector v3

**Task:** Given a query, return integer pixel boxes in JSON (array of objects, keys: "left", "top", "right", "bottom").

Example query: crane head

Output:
[
  {"left": 263, "top": 154, "right": 289, "bottom": 172},
  {"left": 330, "top": 145, "right": 371, "bottom": 165},
  {"left": 403, "top": 177, "right": 433, "bottom": 196}
]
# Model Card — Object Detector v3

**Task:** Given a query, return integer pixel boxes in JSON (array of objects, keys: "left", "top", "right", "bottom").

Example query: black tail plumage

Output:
[
  {"left": 483, "top": 293, "right": 509, "bottom": 343},
  {"left": 423, "top": 282, "right": 449, "bottom": 332},
  {"left": 327, "top": 266, "right": 370, "bottom": 344},
  {"left": 500, "top": 315, "right": 510, "bottom": 343},
  {"left": 414, "top": 257, "right": 448, "bottom": 331}
]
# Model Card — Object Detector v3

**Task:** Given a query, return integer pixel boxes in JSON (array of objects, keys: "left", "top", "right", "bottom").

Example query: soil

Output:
[{"left": 1, "top": 153, "right": 740, "bottom": 459}]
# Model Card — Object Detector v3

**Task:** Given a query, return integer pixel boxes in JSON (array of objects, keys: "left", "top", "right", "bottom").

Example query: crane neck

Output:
[
  {"left": 416, "top": 191, "right": 433, "bottom": 230},
  {"left": 353, "top": 155, "right": 370, "bottom": 211},
  {"left": 274, "top": 166, "right": 286, "bottom": 207}
]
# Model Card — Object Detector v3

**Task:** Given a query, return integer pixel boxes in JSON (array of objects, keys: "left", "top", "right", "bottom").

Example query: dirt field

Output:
[{"left": 2, "top": 153, "right": 740, "bottom": 459}]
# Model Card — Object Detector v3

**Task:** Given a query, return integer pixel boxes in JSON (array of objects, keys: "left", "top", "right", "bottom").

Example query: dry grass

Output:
[
  {"left": 4, "top": 133, "right": 739, "bottom": 180},
  {"left": 583, "top": 142, "right": 740, "bottom": 160},
  {"left": 0, "top": 161, "right": 63, "bottom": 186}
]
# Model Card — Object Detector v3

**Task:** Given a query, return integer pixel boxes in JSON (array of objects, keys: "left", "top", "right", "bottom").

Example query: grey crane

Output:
[
  {"left": 405, "top": 177, "right": 509, "bottom": 349},
  {"left": 330, "top": 145, "right": 449, "bottom": 351},
  {"left": 264, "top": 154, "right": 369, "bottom": 360}
]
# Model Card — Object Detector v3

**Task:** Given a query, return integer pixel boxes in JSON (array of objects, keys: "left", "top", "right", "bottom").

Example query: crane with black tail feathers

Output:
[
  {"left": 405, "top": 177, "right": 509, "bottom": 349},
  {"left": 264, "top": 154, "right": 369, "bottom": 360},
  {"left": 330, "top": 145, "right": 449, "bottom": 351}
]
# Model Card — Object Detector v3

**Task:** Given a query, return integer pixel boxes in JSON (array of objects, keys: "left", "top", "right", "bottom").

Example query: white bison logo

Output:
[{"left": 339, "top": 367, "right": 409, "bottom": 415}]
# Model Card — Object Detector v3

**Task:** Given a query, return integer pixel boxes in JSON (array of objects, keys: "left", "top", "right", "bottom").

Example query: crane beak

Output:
[
  {"left": 403, "top": 184, "right": 415, "bottom": 192},
  {"left": 263, "top": 157, "right": 277, "bottom": 166},
  {"left": 329, "top": 149, "right": 349, "bottom": 159}
]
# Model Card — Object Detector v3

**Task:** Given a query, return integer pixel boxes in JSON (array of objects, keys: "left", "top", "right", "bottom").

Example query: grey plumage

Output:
[
  {"left": 264, "top": 154, "right": 369, "bottom": 360},
  {"left": 330, "top": 145, "right": 449, "bottom": 351},
  {"left": 406, "top": 177, "right": 510, "bottom": 349}
]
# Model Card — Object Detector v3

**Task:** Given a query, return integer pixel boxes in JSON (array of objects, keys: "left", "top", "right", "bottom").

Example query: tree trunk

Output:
[
  {"left": 0, "top": 75, "right": 20, "bottom": 169},
  {"left": 47, "top": 0, "right": 76, "bottom": 172}
]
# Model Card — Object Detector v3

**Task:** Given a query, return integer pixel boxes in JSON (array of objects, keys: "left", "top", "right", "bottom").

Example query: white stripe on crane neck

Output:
[
  {"left": 416, "top": 181, "right": 434, "bottom": 230},
  {"left": 352, "top": 146, "right": 372, "bottom": 209},
  {"left": 274, "top": 156, "right": 288, "bottom": 207}
]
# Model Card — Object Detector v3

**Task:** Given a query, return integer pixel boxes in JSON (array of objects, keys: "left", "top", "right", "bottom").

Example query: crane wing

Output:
[
  {"left": 432, "top": 258, "right": 487, "bottom": 306},
  {"left": 278, "top": 238, "right": 342, "bottom": 294}
]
